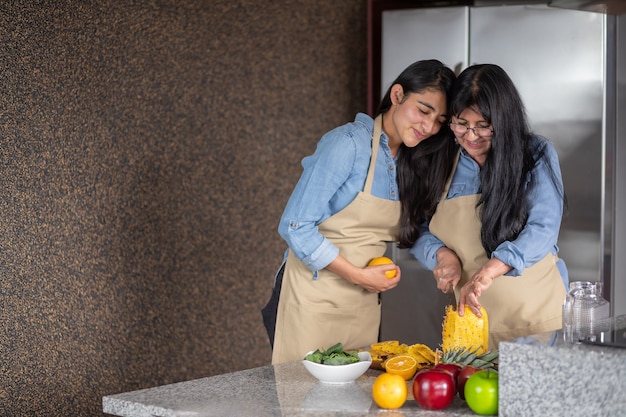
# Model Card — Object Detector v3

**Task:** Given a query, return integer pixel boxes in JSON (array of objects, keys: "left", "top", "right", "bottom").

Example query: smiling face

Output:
[
  {"left": 383, "top": 85, "right": 448, "bottom": 155},
  {"left": 451, "top": 107, "right": 493, "bottom": 167}
]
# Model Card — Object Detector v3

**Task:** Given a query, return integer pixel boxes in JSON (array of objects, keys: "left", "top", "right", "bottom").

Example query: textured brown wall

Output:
[{"left": 0, "top": 1, "right": 367, "bottom": 415}]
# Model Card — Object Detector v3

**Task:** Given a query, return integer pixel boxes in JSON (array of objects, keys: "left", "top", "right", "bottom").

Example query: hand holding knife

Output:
[{"left": 433, "top": 247, "right": 462, "bottom": 311}]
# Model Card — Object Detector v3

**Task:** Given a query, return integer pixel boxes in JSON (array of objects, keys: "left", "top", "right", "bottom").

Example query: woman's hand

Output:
[
  {"left": 433, "top": 247, "right": 461, "bottom": 294},
  {"left": 359, "top": 263, "right": 401, "bottom": 293},
  {"left": 325, "top": 255, "right": 401, "bottom": 293},
  {"left": 458, "top": 258, "right": 512, "bottom": 317}
]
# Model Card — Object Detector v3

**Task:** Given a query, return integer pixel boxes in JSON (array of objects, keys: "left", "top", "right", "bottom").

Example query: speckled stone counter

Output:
[
  {"left": 104, "top": 320, "right": 626, "bottom": 417},
  {"left": 499, "top": 317, "right": 626, "bottom": 417},
  {"left": 103, "top": 362, "right": 478, "bottom": 417}
]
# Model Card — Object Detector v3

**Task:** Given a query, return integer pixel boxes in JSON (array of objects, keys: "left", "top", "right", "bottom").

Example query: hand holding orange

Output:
[{"left": 368, "top": 256, "right": 397, "bottom": 279}]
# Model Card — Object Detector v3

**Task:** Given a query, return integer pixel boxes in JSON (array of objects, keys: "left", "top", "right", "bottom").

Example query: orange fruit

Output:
[
  {"left": 384, "top": 355, "right": 418, "bottom": 380},
  {"left": 372, "top": 372, "right": 408, "bottom": 409},
  {"left": 368, "top": 256, "right": 396, "bottom": 278}
]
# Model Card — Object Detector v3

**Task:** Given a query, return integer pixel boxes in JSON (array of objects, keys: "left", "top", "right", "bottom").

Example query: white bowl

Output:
[{"left": 302, "top": 351, "right": 372, "bottom": 384}]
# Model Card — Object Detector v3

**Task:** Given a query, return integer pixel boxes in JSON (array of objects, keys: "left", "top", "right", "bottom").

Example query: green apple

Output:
[{"left": 464, "top": 369, "right": 498, "bottom": 415}]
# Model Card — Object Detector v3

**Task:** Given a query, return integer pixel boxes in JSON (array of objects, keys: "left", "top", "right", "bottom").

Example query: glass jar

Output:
[{"left": 562, "top": 281, "right": 610, "bottom": 343}]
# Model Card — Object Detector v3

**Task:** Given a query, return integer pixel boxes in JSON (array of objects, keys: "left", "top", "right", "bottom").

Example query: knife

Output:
[{"left": 446, "top": 286, "right": 457, "bottom": 311}]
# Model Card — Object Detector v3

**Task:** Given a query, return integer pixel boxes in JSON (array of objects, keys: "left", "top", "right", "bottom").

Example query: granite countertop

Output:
[
  {"left": 104, "top": 318, "right": 626, "bottom": 417},
  {"left": 103, "top": 361, "right": 478, "bottom": 417}
]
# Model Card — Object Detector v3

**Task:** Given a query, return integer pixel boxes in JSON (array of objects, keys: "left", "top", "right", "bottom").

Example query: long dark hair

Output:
[
  {"left": 451, "top": 64, "right": 567, "bottom": 254},
  {"left": 378, "top": 60, "right": 457, "bottom": 249}
]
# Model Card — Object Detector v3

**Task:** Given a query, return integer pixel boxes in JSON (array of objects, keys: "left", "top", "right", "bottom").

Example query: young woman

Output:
[
  {"left": 411, "top": 64, "right": 568, "bottom": 348},
  {"left": 263, "top": 59, "right": 456, "bottom": 364}
]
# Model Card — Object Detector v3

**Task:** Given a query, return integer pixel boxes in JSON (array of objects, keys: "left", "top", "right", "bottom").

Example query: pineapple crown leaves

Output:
[{"left": 440, "top": 346, "right": 499, "bottom": 369}]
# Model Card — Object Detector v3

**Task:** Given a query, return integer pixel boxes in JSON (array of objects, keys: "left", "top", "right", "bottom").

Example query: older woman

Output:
[{"left": 412, "top": 64, "right": 568, "bottom": 349}]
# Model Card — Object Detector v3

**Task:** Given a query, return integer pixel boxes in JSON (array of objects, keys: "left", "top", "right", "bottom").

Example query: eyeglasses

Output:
[{"left": 449, "top": 122, "right": 493, "bottom": 138}]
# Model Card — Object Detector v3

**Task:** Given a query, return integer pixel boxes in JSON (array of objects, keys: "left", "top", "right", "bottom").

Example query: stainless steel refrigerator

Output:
[{"left": 372, "top": 2, "right": 626, "bottom": 347}]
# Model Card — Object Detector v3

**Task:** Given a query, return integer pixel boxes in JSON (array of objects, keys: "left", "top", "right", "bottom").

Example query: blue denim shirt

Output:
[
  {"left": 278, "top": 113, "right": 399, "bottom": 272},
  {"left": 410, "top": 135, "right": 568, "bottom": 283}
]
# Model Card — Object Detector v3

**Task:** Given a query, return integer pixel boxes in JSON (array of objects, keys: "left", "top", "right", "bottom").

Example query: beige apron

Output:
[
  {"left": 272, "top": 115, "right": 401, "bottom": 364},
  {"left": 430, "top": 152, "right": 566, "bottom": 349}
]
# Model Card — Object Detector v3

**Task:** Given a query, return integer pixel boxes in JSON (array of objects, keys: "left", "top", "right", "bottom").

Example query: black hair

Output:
[
  {"left": 377, "top": 59, "right": 455, "bottom": 115},
  {"left": 450, "top": 64, "right": 567, "bottom": 254},
  {"left": 379, "top": 60, "right": 457, "bottom": 249}
]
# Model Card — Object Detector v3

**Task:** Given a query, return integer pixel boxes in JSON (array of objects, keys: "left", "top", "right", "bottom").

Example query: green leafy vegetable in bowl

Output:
[{"left": 305, "top": 342, "right": 360, "bottom": 366}]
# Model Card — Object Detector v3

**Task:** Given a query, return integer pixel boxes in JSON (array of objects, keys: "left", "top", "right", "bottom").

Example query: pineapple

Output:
[
  {"left": 441, "top": 305, "right": 489, "bottom": 355},
  {"left": 438, "top": 305, "right": 498, "bottom": 370},
  {"left": 368, "top": 305, "right": 497, "bottom": 372}
]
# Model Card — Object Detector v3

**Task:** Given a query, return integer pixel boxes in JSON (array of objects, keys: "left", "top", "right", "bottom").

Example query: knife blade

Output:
[{"left": 446, "top": 287, "right": 457, "bottom": 311}]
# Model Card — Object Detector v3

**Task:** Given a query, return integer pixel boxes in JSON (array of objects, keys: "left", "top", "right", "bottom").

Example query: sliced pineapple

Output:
[
  {"left": 369, "top": 341, "right": 436, "bottom": 370},
  {"left": 441, "top": 305, "right": 489, "bottom": 355},
  {"left": 407, "top": 343, "right": 436, "bottom": 364}
]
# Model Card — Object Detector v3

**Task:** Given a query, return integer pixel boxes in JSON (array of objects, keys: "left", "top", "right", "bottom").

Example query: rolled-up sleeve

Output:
[
  {"left": 493, "top": 139, "right": 564, "bottom": 276},
  {"left": 277, "top": 129, "right": 361, "bottom": 272}
]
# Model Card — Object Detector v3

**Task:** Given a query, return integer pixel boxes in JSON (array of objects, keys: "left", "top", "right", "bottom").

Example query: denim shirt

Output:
[
  {"left": 411, "top": 135, "right": 568, "bottom": 282},
  {"left": 278, "top": 113, "right": 399, "bottom": 272}
]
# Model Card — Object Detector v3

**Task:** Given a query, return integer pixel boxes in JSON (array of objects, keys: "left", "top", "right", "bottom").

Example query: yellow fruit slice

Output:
[
  {"left": 370, "top": 340, "right": 399, "bottom": 351},
  {"left": 384, "top": 355, "right": 418, "bottom": 380},
  {"left": 407, "top": 343, "right": 436, "bottom": 364},
  {"left": 372, "top": 372, "right": 408, "bottom": 409},
  {"left": 368, "top": 256, "right": 397, "bottom": 278}
]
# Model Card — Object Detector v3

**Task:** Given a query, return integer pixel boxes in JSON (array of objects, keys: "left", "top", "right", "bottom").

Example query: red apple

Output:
[
  {"left": 434, "top": 363, "right": 462, "bottom": 381},
  {"left": 412, "top": 368, "right": 456, "bottom": 410},
  {"left": 464, "top": 369, "right": 499, "bottom": 415},
  {"left": 457, "top": 365, "right": 480, "bottom": 400}
]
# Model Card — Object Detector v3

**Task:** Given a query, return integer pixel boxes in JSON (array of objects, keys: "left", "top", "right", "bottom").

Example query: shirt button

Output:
[
  {"left": 388, "top": 165, "right": 394, "bottom": 171},
  {"left": 391, "top": 190, "right": 396, "bottom": 196}
]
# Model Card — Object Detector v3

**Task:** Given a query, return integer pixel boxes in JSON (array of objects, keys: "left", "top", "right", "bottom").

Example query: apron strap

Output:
[
  {"left": 441, "top": 149, "right": 462, "bottom": 199},
  {"left": 364, "top": 115, "right": 383, "bottom": 194}
]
